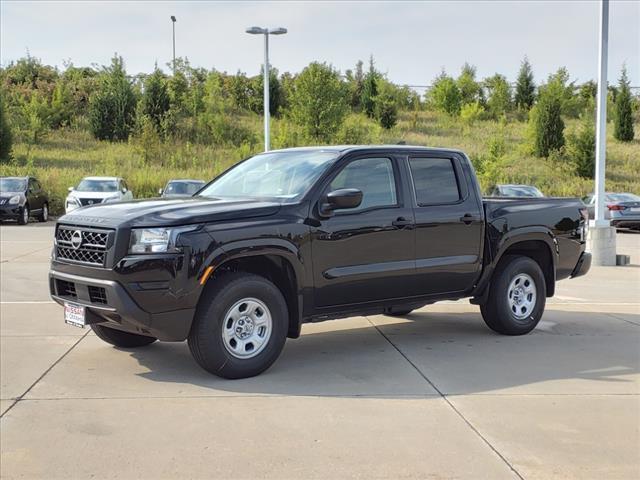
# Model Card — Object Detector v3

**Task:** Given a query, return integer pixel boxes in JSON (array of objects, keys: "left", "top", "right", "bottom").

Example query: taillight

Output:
[{"left": 607, "top": 204, "right": 626, "bottom": 211}]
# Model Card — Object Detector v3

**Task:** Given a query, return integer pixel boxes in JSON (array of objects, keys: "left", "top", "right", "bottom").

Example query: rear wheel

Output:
[
  {"left": 480, "top": 255, "right": 546, "bottom": 335},
  {"left": 92, "top": 324, "right": 157, "bottom": 348},
  {"left": 18, "top": 205, "right": 29, "bottom": 225},
  {"left": 188, "top": 272, "right": 288, "bottom": 379}
]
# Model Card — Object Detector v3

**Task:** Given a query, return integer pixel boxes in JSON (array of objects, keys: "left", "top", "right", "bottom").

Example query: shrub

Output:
[
  {"left": 374, "top": 82, "right": 398, "bottom": 129},
  {"left": 484, "top": 74, "right": 512, "bottom": 119},
  {"left": 429, "top": 72, "right": 461, "bottom": 116},
  {"left": 335, "top": 114, "right": 380, "bottom": 144},
  {"left": 457, "top": 63, "right": 481, "bottom": 106},
  {"left": 460, "top": 102, "right": 485, "bottom": 125},
  {"left": 567, "top": 112, "right": 596, "bottom": 178},
  {"left": 289, "top": 62, "right": 348, "bottom": 142},
  {"left": 614, "top": 66, "right": 634, "bottom": 142}
]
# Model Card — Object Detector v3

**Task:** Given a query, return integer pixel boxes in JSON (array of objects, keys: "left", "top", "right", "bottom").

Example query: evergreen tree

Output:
[
  {"left": 613, "top": 66, "right": 634, "bottom": 142},
  {"left": 374, "top": 81, "right": 398, "bottom": 129},
  {"left": 141, "top": 67, "right": 170, "bottom": 131},
  {"left": 361, "top": 56, "right": 378, "bottom": 118},
  {"left": 429, "top": 71, "right": 461, "bottom": 116},
  {"left": 530, "top": 80, "right": 565, "bottom": 157},
  {"left": 88, "top": 55, "right": 137, "bottom": 141},
  {"left": 514, "top": 56, "right": 535, "bottom": 110},
  {"left": 484, "top": 74, "right": 512, "bottom": 119},
  {"left": 457, "top": 63, "right": 480, "bottom": 106}
]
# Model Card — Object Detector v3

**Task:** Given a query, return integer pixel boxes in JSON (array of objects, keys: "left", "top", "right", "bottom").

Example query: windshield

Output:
[
  {"left": 499, "top": 186, "right": 544, "bottom": 197},
  {"left": 199, "top": 151, "right": 338, "bottom": 200},
  {"left": 0, "top": 178, "right": 27, "bottom": 192},
  {"left": 165, "top": 181, "right": 204, "bottom": 196},
  {"left": 76, "top": 179, "right": 118, "bottom": 192},
  {"left": 606, "top": 193, "right": 640, "bottom": 203}
]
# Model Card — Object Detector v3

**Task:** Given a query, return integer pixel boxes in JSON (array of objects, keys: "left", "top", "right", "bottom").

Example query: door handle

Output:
[
  {"left": 392, "top": 217, "right": 413, "bottom": 228},
  {"left": 460, "top": 213, "right": 480, "bottom": 225}
]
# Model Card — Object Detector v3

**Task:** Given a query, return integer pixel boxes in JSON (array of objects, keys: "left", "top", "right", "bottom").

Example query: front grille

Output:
[
  {"left": 56, "top": 226, "right": 111, "bottom": 267},
  {"left": 78, "top": 198, "right": 103, "bottom": 207},
  {"left": 56, "top": 279, "right": 77, "bottom": 298},
  {"left": 88, "top": 286, "right": 108, "bottom": 304}
]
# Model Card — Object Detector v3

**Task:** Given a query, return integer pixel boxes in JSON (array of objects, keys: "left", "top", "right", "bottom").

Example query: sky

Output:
[{"left": 1, "top": 0, "right": 639, "bottom": 88}]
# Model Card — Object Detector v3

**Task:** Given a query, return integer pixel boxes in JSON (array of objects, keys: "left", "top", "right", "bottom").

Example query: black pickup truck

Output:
[{"left": 49, "top": 146, "right": 591, "bottom": 378}]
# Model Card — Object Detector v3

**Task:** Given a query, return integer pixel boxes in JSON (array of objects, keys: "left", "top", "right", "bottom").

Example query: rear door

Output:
[
  {"left": 310, "top": 154, "right": 416, "bottom": 307},
  {"left": 28, "top": 178, "right": 43, "bottom": 213},
  {"left": 409, "top": 154, "right": 483, "bottom": 295}
]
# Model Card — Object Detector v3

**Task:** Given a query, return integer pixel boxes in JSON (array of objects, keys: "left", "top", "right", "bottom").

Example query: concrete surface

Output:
[{"left": 1, "top": 223, "right": 639, "bottom": 479}]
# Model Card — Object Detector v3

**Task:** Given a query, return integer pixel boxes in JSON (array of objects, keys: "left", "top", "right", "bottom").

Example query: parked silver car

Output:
[
  {"left": 490, "top": 184, "right": 544, "bottom": 198},
  {"left": 158, "top": 179, "right": 205, "bottom": 198},
  {"left": 583, "top": 192, "right": 640, "bottom": 230}
]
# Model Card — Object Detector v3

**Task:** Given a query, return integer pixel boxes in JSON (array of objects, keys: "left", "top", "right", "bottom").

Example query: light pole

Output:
[
  {"left": 589, "top": 0, "right": 616, "bottom": 266},
  {"left": 246, "top": 26, "right": 287, "bottom": 151},
  {"left": 171, "top": 16, "right": 177, "bottom": 75}
]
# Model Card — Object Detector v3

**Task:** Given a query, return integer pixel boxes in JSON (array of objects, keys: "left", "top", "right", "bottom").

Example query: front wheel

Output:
[
  {"left": 92, "top": 324, "right": 157, "bottom": 348},
  {"left": 480, "top": 255, "right": 546, "bottom": 335},
  {"left": 18, "top": 205, "right": 29, "bottom": 225},
  {"left": 188, "top": 272, "right": 288, "bottom": 379}
]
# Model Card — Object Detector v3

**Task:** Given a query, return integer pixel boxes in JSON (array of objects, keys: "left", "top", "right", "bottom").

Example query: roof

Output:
[
  {"left": 265, "top": 145, "right": 465, "bottom": 154},
  {"left": 81, "top": 176, "right": 121, "bottom": 181}
]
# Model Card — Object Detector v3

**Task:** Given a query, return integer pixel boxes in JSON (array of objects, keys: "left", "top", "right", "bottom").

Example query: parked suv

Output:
[
  {"left": 159, "top": 179, "right": 205, "bottom": 198},
  {"left": 66, "top": 177, "right": 133, "bottom": 213},
  {"left": 0, "top": 176, "right": 49, "bottom": 224},
  {"left": 50, "top": 146, "right": 590, "bottom": 379}
]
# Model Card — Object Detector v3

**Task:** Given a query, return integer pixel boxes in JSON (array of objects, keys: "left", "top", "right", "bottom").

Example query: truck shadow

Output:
[{"left": 126, "top": 308, "right": 640, "bottom": 397}]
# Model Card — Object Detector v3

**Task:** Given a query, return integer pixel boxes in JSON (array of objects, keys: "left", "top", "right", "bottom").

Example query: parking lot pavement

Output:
[{"left": 1, "top": 224, "right": 639, "bottom": 479}]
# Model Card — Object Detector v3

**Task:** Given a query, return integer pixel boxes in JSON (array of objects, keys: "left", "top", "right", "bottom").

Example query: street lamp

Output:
[
  {"left": 246, "top": 26, "right": 287, "bottom": 151},
  {"left": 171, "top": 16, "right": 177, "bottom": 75}
]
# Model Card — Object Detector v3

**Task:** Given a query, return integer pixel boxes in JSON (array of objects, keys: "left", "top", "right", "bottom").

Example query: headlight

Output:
[
  {"left": 66, "top": 198, "right": 79, "bottom": 211},
  {"left": 9, "top": 195, "right": 21, "bottom": 205},
  {"left": 129, "top": 226, "right": 199, "bottom": 254}
]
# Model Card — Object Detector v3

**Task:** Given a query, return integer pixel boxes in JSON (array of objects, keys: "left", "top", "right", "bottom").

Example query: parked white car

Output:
[{"left": 65, "top": 177, "right": 133, "bottom": 214}]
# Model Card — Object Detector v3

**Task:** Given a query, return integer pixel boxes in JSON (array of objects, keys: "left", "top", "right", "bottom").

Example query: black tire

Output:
[
  {"left": 384, "top": 308, "right": 415, "bottom": 317},
  {"left": 480, "top": 255, "right": 546, "bottom": 335},
  {"left": 188, "top": 272, "right": 288, "bottom": 379},
  {"left": 17, "top": 205, "right": 29, "bottom": 225},
  {"left": 38, "top": 203, "right": 48, "bottom": 222},
  {"left": 92, "top": 324, "right": 157, "bottom": 348}
]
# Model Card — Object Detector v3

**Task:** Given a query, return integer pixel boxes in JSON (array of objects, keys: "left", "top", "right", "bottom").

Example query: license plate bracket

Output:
[{"left": 64, "top": 302, "right": 86, "bottom": 328}]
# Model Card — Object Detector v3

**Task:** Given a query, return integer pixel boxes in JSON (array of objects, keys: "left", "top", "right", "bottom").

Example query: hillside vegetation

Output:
[{"left": 0, "top": 55, "right": 638, "bottom": 214}]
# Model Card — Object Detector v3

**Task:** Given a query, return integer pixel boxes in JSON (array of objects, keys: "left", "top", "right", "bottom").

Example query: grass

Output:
[{"left": 1, "top": 110, "right": 638, "bottom": 214}]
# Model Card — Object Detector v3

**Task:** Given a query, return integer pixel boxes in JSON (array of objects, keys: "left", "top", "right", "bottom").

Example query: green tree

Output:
[
  {"left": 457, "top": 63, "right": 481, "bottom": 106},
  {"left": 141, "top": 67, "right": 170, "bottom": 132},
  {"left": 429, "top": 71, "right": 461, "bottom": 116},
  {"left": 346, "top": 60, "right": 365, "bottom": 110},
  {"left": 529, "top": 80, "right": 565, "bottom": 157},
  {"left": 361, "top": 56, "right": 378, "bottom": 118},
  {"left": 484, "top": 74, "right": 512, "bottom": 119},
  {"left": 88, "top": 55, "right": 137, "bottom": 141},
  {"left": 0, "top": 95, "right": 13, "bottom": 162},
  {"left": 614, "top": 66, "right": 634, "bottom": 142},
  {"left": 374, "top": 81, "right": 398, "bottom": 129},
  {"left": 514, "top": 56, "right": 535, "bottom": 110},
  {"left": 289, "top": 62, "right": 348, "bottom": 141},
  {"left": 567, "top": 110, "right": 596, "bottom": 178}
]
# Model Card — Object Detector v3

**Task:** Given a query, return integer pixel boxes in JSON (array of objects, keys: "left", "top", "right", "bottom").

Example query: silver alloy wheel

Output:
[
  {"left": 42, "top": 204, "right": 48, "bottom": 221},
  {"left": 22, "top": 206, "right": 29, "bottom": 224},
  {"left": 507, "top": 273, "right": 537, "bottom": 320},
  {"left": 221, "top": 297, "right": 273, "bottom": 359}
]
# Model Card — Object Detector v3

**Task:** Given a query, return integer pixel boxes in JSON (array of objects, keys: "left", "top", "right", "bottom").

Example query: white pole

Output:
[
  {"left": 594, "top": 0, "right": 609, "bottom": 227},
  {"left": 263, "top": 32, "right": 270, "bottom": 152}
]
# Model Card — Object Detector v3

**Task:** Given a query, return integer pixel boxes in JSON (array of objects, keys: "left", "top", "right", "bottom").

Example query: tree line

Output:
[{"left": 0, "top": 53, "right": 636, "bottom": 180}]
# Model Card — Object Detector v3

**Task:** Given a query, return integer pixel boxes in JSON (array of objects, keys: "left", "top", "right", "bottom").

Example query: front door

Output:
[{"left": 310, "top": 155, "right": 415, "bottom": 308}]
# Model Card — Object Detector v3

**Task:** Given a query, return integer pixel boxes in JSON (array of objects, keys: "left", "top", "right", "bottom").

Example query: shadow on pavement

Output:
[{"left": 124, "top": 308, "right": 640, "bottom": 397}]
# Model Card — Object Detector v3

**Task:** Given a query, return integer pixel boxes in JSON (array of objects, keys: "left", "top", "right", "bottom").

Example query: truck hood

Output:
[{"left": 58, "top": 196, "right": 282, "bottom": 228}]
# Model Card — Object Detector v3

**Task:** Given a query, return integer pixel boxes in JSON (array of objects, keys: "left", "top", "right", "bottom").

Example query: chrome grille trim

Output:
[{"left": 55, "top": 225, "right": 112, "bottom": 267}]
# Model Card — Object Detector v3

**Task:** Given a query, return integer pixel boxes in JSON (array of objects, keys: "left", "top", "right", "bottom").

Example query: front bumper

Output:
[
  {"left": 49, "top": 261, "right": 198, "bottom": 341},
  {"left": 0, "top": 205, "right": 21, "bottom": 220},
  {"left": 570, "top": 252, "right": 592, "bottom": 279}
]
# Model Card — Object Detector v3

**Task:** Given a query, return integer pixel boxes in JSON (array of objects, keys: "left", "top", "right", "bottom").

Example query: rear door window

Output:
[{"left": 409, "top": 158, "right": 461, "bottom": 205}]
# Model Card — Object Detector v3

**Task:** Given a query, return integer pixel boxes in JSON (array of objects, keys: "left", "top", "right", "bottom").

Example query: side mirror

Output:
[
  {"left": 320, "top": 188, "right": 363, "bottom": 216},
  {"left": 68, "top": 186, "right": 74, "bottom": 192},
  {"left": 122, "top": 188, "right": 127, "bottom": 194},
  {"left": 158, "top": 188, "right": 163, "bottom": 196}
]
